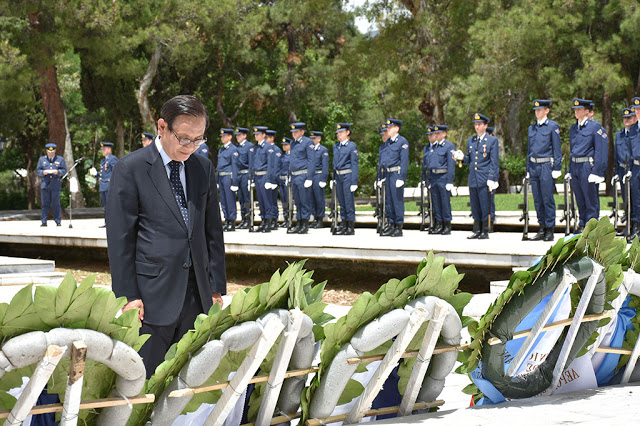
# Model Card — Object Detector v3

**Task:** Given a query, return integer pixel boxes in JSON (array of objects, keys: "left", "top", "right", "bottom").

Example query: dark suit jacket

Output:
[{"left": 106, "top": 142, "right": 226, "bottom": 326}]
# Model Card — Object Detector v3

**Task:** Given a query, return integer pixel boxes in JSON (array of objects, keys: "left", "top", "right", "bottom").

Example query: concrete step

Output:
[
  {"left": 0, "top": 256, "right": 55, "bottom": 274},
  {"left": 0, "top": 271, "right": 66, "bottom": 286}
]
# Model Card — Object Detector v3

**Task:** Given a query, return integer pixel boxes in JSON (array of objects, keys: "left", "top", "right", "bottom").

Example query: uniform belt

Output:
[
  {"left": 530, "top": 157, "right": 552, "bottom": 163},
  {"left": 430, "top": 168, "right": 447, "bottom": 174},
  {"left": 314, "top": 170, "right": 323, "bottom": 174},
  {"left": 254, "top": 170, "right": 267, "bottom": 176},
  {"left": 571, "top": 156, "right": 593, "bottom": 163},
  {"left": 238, "top": 169, "right": 249, "bottom": 174},
  {"left": 291, "top": 169, "right": 308, "bottom": 176},
  {"left": 218, "top": 171, "right": 233, "bottom": 176},
  {"left": 386, "top": 166, "right": 401, "bottom": 173},
  {"left": 634, "top": 159, "right": 640, "bottom": 166},
  {"left": 619, "top": 162, "right": 628, "bottom": 168},
  {"left": 279, "top": 175, "right": 288, "bottom": 180},
  {"left": 336, "top": 168, "right": 352, "bottom": 175}
]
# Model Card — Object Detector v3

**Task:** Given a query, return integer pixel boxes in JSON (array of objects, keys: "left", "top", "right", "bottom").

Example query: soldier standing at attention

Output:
[
  {"left": 309, "top": 131, "right": 329, "bottom": 228},
  {"left": 453, "top": 113, "right": 499, "bottom": 239},
  {"left": 252, "top": 126, "right": 272, "bottom": 232},
  {"left": 568, "top": 98, "right": 608, "bottom": 232},
  {"left": 333, "top": 123, "right": 359, "bottom": 235},
  {"left": 141, "top": 132, "right": 155, "bottom": 148},
  {"left": 377, "top": 122, "right": 391, "bottom": 234},
  {"left": 425, "top": 125, "right": 455, "bottom": 235},
  {"left": 97, "top": 142, "right": 118, "bottom": 228},
  {"left": 380, "top": 118, "right": 409, "bottom": 237},
  {"left": 486, "top": 126, "right": 497, "bottom": 230},
  {"left": 36, "top": 143, "right": 67, "bottom": 227},
  {"left": 527, "top": 100, "right": 562, "bottom": 242},
  {"left": 234, "top": 127, "right": 253, "bottom": 229},
  {"left": 625, "top": 98, "right": 640, "bottom": 240},
  {"left": 421, "top": 126, "right": 436, "bottom": 232},
  {"left": 615, "top": 106, "right": 636, "bottom": 237},
  {"left": 217, "top": 128, "right": 239, "bottom": 231},
  {"left": 266, "top": 130, "right": 282, "bottom": 230},
  {"left": 287, "top": 122, "right": 315, "bottom": 234},
  {"left": 279, "top": 138, "right": 292, "bottom": 228}
]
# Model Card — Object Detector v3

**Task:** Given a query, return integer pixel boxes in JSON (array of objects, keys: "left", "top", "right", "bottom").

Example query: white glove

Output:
[
  {"left": 487, "top": 180, "right": 499, "bottom": 191},
  {"left": 588, "top": 174, "right": 605, "bottom": 184},
  {"left": 319, "top": 181, "right": 326, "bottom": 188},
  {"left": 230, "top": 185, "right": 238, "bottom": 192},
  {"left": 446, "top": 183, "right": 454, "bottom": 192},
  {"left": 264, "top": 182, "right": 270, "bottom": 189},
  {"left": 564, "top": 173, "right": 571, "bottom": 180},
  {"left": 330, "top": 180, "right": 334, "bottom": 189},
  {"left": 350, "top": 185, "right": 358, "bottom": 192},
  {"left": 453, "top": 150, "right": 464, "bottom": 161},
  {"left": 395, "top": 179, "right": 404, "bottom": 188},
  {"left": 551, "top": 170, "right": 561, "bottom": 179},
  {"left": 89, "top": 167, "right": 97, "bottom": 176},
  {"left": 43, "top": 169, "right": 50, "bottom": 175},
  {"left": 526, "top": 172, "right": 530, "bottom": 179},
  {"left": 250, "top": 181, "right": 255, "bottom": 188},
  {"left": 304, "top": 179, "right": 312, "bottom": 188}
]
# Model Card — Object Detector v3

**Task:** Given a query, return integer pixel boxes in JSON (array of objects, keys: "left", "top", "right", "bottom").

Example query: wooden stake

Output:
[{"left": 305, "top": 400, "right": 444, "bottom": 426}]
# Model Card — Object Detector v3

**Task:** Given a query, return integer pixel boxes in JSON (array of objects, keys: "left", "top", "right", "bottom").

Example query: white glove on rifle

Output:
[
  {"left": 319, "top": 181, "right": 326, "bottom": 188},
  {"left": 377, "top": 178, "right": 386, "bottom": 188},
  {"left": 350, "top": 185, "right": 358, "bottom": 192},
  {"left": 452, "top": 150, "right": 464, "bottom": 161},
  {"left": 487, "top": 180, "right": 499, "bottom": 191},
  {"left": 445, "top": 183, "right": 454, "bottom": 192},
  {"left": 526, "top": 172, "right": 530, "bottom": 179},
  {"left": 330, "top": 180, "right": 334, "bottom": 189},
  {"left": 250, "top": 181, "right": 255, "bottom": 188},
  {"left": 588, "top": 174, "right": 605, "bottom": 184},
  {"left": 564, "top": 173, "right": 571, "bottom": 180},
  {"left": 89, "top": 167, "right": 97, "bottom": 177},
  {"left": 304, "top": 179, "right": 312, "bottom": 188},
  {"left": 551, "top": 170, "right": 561, "bottom": 179},
  {"left": 230, "top": 185, "right": 238, "bottom": 192},
  {"left": 395, "top": 180, "right": 404, "bottom": 188}
]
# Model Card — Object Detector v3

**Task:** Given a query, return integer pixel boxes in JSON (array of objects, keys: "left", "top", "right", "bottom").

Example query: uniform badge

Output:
[
  {"left": 250, "top": 148, "right": 254, "bottom": 152},
  {"left": 233, "top": 152, "right": 239, "bottom": 156},
  {"left": 597, "top": 129, "right": 602, "bottom": 135},
  {"left": 402, "top": 144, "right": 408, "bottom": 149},
  {"left": 202, "top": 149, "right": 208, "bottom": 153},
  {"left": 323, "top": 152, "right": 328, "bottom": 156},
  {"left": 276, "top": 153, "right": 281, "bottom": 157},
  {"left": 555, "top": 129, "right": 560, "bottom": 134}
]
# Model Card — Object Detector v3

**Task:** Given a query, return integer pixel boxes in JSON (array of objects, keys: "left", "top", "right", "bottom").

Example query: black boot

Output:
[
  {"left": 315, "top": 218, "right": 324, "bottom": 229},
  {"left": 297, "top": 219, "right": 309, "bottom": 234},
  {"left": 237, "top": 214, "right": 249, "bottom": 229},
  {"left": 531, "top": 227, "right": 546, "bottom": 241},
  {"left": 288, "top": 220, "right": 301, "bottom": 234},
  {"left": 628, "top": 222, "right": 640, "bottom": 243},
  {"left": 280, "top": 217, "right": 290, "bottom": 228},
  {"left": 380, "top": 222, "right": 392, "bottom": 236},
  {"left": 543, "top": 227, "right": 554, "bottom": 241},
  {"left": 335, "top": 221, "right": 347, "bottom": 235},
  {"left": 343, "top": 221, "right": 355, "bottom": 235},
  {"left": 479, "top": 220, "right": 489, "bottom": 239},
  {"left": 271, "top": 219, "right": 279, "bottom": 230},
  {"left": 441, "top": 221, "right": 451, "bottom": 235},
  {"left": 261, "top": 219, "right": 271, "bottom": 233},
  {"left": 467, "top": 221, "right": 481, "bottom": 239},
  {"left": 391, "top": 223, "right": 403, "bottom": 237},
  {"left": 433, "top": 221, "right": 443, "bottom": 234},
  {"left": 428, "top": 222, "right": 438, "bottom": 234}
]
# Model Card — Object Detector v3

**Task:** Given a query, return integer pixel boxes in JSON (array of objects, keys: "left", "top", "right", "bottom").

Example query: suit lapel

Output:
[
  {"left": 185, "top": 156, "right": 204, "bottom": 237},
  {"left": 146, "top": 144, "right": 189, "bottom": 234}
]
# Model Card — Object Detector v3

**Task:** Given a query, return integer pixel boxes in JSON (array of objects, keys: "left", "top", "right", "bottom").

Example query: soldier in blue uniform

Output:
[
  {"left": 194, "top": 140, "right": 211, "bottom": 159},
  {"left": 625, "top": 98, "right": 640, "bottom": 241},
  {"left": 453, "top": 113, "right": 499, "bottom": 239},
  {"left": 287, "top": 122, "right": 315, "bottom": 234},
  {"left": 266, "top": 130, "right": 282, "bottom": 230},
  {"left": 217, "top": 128, "right": 239, "bottom": 231},
  {"left": 141, "top": 132, "right": 154, "bottom": 148},
  {"left": 379, "top": 118, "right": 409, "bottom": 237},
  {"left": 234, "top": 127, "right": 254, "bottom": 229},
  {"left": 527, "top": 99, "right": 562, "bottom": 241},
  {"left": 333, "top": 123, "right": 359, "bottom": 235},
  {"left": 486, "top": 126, "right": 497, "bottom": 230},
  {"left": 615, "top": 106, "right": 636, "bottom": 237},
  {"left": 36, "top": 143, "right": 67, "bottom": 226},
  {"left": 421, "top": 126, "right": 436, "bottom": 232},
  {"left": 98, "top": 142, "right": 118, "bottom": 227},
  {"left": 377, "top": 122, "right": 391, "bottom": 233},
  {"left": 423, "top": 125, "right": 456, "bottom": 235},
  {"left": 309, "top": 131, "right": 329, "bottom": 228},
  {"left": 279, "top": 137, "right": 292, "bottom": 228},
  {"left": 252, "top": 126, "right": 273, "bottom": 232},
  {"left": 568, "top": 98, "right": 608, "bottom": 231}
]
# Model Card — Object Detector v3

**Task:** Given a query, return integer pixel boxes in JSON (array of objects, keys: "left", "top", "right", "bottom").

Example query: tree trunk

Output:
[
  {"left": 506, "top": 91, "right": 525, "bottom": 155},
  {"left": 116, "top": 118, "right": 125, "bottom": 158},
  {"left": 603, "top": 92, "right": 614, "bottom": 195},
  {"left": 284, "top": 23, "right": 298, "bottom": 123},
  {"left": 63, "top": 111, "right": 85, "bottom": 208},
  {"left": 137, "top": 42, "right": 161, "bottom": 133},
  {"left": 27, "top": 159, "right": 38, "bottom": 210},
  {"left": 215, "top": 47, "right": 245, "bottom": 128}
]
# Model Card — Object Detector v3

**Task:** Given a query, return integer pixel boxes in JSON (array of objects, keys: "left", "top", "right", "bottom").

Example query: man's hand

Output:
[
  {"left": 304, "top": 179, "right": 312, "bottom": 188},
  {"left": 212, "top": 292, "right": 224, "bottom": 307},
  {"left": 122, "top": 299, "right": 144, "bottom": 324},
  {"left": 89, "top": 167, "right": 97, "bottom": 176},
  {"left": 453, "top": 150, "right": 464, "bottom": 161},
  {"left": 588, "top": 174, "right": 605, "bottom": 184},
  {"left": 395, "top": 179, "right": 404, "bottom": 188},
  {"left": 319, "top": 181, "right": 326, "bottom": 188},
  {"left": 350, "top": 185, "right": 358, "bottom": 192},
  {"left": 52, "top": 170, "right": 58, "bottom": 175},
  {"left": 487, "top": 180, "right": 499, "bottom": 191},
  {"left": 43, "top": 170, "right": 49, "bottom": 175},
  {"left": 230, "top": 185, "right": 238, "bottom": 192},
  {"left": 551, "top": 170, "right": 561, "bottom": 179},
  {"left": 446, "top": 183, "right": 454, "bottom": 192}
]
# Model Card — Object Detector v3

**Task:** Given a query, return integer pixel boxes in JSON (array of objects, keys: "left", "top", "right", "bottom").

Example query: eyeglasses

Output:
[{"left": 168, "top": 125, "right": 207, "bottom": 147}]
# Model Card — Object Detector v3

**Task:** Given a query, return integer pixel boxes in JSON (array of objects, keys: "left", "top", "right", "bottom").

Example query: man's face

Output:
[
  {"left": 437, "top": 131, "right": 447, "bottom": 142},
  {"left": 336, "top": 130, "right": 348, "bottom": 142},
  {"left": 535, "top": 107, "right": 549, "bottom": 122},
  {"left": 283, "top": 144, "right": 290, "bottom": 152},
  {"left": 588, "top": 109, "right": 595, "bottom": 119},
  {"left": 381, "top": 130, "right": 389, "bottom": 142},
  {"left": 158, "top": 115, "right": 206, "bottom": 162},
  {"left": 221, "top": 134, "right": 232, "bottom": 145},
  {"left": 254, "top": 132, "right": 265, "bottom": 143},
  {"left": 142, "top": 138, "right": 152, "bottom": 147},
  {"left": 101, "top": 147, "right": 112, "bottom": 157},
  {"left": 387, "top": 125, "right": 399, "bottom": 137},
  {"left": 428, "top": 133, "right": 437, "bottom": 144},
  {"left": 623, "top": 115, "right": 638, "bottom": 129},
  {"left": 311, "top": 136, "right": 321, "bottom": 145},
  {"left": 291, "top": 129, "right": 304, "bottom": 139},
  {"left": 574, "top": 107, "right": 588, "bottom": 121},
  {"left": 236, "top": 133, "right": 247, "bottom": 143},
  {"left": 635, "top": 108, "right": 640, "bottom": 123},
  {"left": 266, "top": 136, "right": 275, "bottom": 144},
  {"left": 474, "top": 121, "right": 488, "bottom": 136}
]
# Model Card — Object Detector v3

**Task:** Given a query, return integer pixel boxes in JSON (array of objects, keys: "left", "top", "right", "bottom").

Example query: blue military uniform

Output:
[
  {"left": 217, "top": 129, "right": 239, "bottom": 230},
  {"left": 287, "top": 122, "right": 315, "bottom": 234},
  {"left": 266, "top": 130, "right": 282, "bottom": 227},
  {"left": 486, "top": 127, "right": 497, "bottom": 229},
  {"left": 333, "top": 123, "right": 359, "bottom": 235},
  {"left": 377, "top": 122, "right": 392, "bottom": 230},
  {"left": 569, "top": 98, "right": 608, "bottom": 229},
  {"left": 626, "top": 98, "right": 640, "bottom": 240},
  {"left": 310, "top": 131, "right": 329, "bottom": 228},
  {"left": 527, "top": 100, "right": 562, "bottom": 241},
  {"left": 423, "top": 125, "right": 455, "bottom": 235},
  {"left": 279, "top": 138, "right": 292, "bottom": 227},
  {"left": 252, "top": 126, "right": 272, "bottom": 232},
  {"left": 462, "top": 113, "right": 499, "bottom": 239},
  {"left": 380, "top": 118, "right": 409, "bottom": 237},
  {"left": 36, "top": 143, "right": 67, "bottom": 226},
  {"left": 615, "top": 107, "right": 635, "bottom": 237},
  {"left": 98, "top": 142, "right": 118, "bottom": 224},
  {"left": 234, "top": 127, "right": 254, "bottom": 228},
  {"left": 195, "top": 142, "right": 211, "bottom": 159}
]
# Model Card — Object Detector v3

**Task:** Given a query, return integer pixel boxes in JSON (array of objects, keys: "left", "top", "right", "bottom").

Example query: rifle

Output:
[
  {"left": 329, "top": 174, "right": 338, "bottom": 234},
  {"left": 374, "top": 169, "right": 386, "bottom": 233},
  {"left": 623, "top": 166, "right": 632, "bottom": 240},
  {"left": 418, "top": 179, "right": 426, "bottom": 231},
  {"left": 609, "top": 174, "right": 620, "bottom": 228},
  {"left": 518, "top": 174, "right": 530, "bottom": 240},
  {"left": 287, "top": 172, "right": 294, "bottom": 229},
  {"left": 248, "top": 172, "right": 257, "bottom": 232}
]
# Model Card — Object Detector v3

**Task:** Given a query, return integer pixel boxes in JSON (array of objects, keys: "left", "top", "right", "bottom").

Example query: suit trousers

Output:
[{"left": 139, "top": 268, "right": 203, "bottom": 378}]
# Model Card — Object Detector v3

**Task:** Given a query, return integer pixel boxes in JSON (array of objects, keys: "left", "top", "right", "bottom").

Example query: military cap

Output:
[
  {"left": 622, "top": 107, "right": 635, "bottom": 118},
  {"left": 309, "top": 131, "right": 324, "bottom": 138},
  {"left": 533, "top": 99, "right": 551, "bottom": 110},
  {"left": 386, "top": 118, "right": 403, "bottom": 127},
  {"left": 141, "top": 132, "right": 155, "bottom": 141},
  {"left": 100, "top": 142, "right": 114, "bottom": 148},
  {"left": 253, "top": 126, "right": 268, "bottom": 134},
  {"left": 631, "top": 97, "right": 640, "bottom": 108},
  {"left": 432, "top": 124, "right": 448, "bottom": 133},
  {"left": 266, "top": 130, "right": 277, "bottom": 136},
  {"left": 572, "top": 98, "right": 591, "bottom": 109},
  {"left": 486, "top": 127, "right": 495, "bottom": 135},
  {"left": 588, "top": 101, "right": 595, "bottom": 111},
  {"left": 472, "top": 113, "right": 490, "bottom": 124},
  {"left": 219, "top": 128, "right": 234, "bottom": 136},
  {"left": 425, "top": 125, "right": 434, "bottom": 134},
  {"left": 281, "top": 137, "right": 292, "bottom": 145},
  {"left": 290, "top": 122, "right": 306, "bottom": 131},
  {"left": 335, "top": 123, "right": 352, "bottom": 133},
  {"left": 379, "top": 122, "right": 388, "bottom": 134},
  {"left": 235, "top": 127, "right": 249, "bottom": 134},
  {"left": 45, "top": 143, "right": 57, "bottom": 151}
]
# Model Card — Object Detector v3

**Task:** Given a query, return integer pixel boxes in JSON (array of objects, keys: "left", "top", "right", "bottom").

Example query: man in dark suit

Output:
[{"left": 106, "top": 95, "right": 226, "bottom": 376}]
